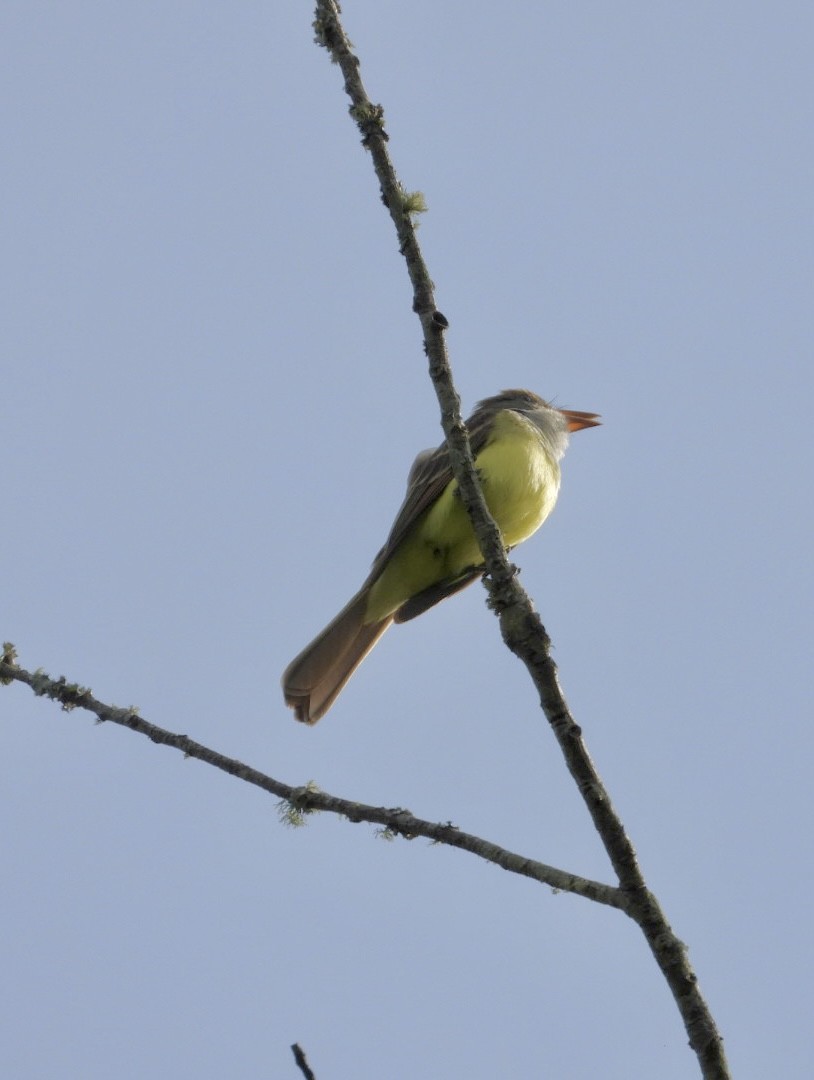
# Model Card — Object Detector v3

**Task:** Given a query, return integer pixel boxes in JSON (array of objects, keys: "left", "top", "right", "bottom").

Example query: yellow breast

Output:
[
  {"left": 472, "top": 409, "right": 561, "bottom": 546},
  {"left": 365, "top": 410, "right": 561, "bottom": 621}
]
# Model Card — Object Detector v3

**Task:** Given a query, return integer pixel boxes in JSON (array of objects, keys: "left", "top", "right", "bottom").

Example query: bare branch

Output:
[
  {"left": 291, "top": 1043, "right": 317, "bottom": 1080},
  {"left": 312, "top": 4, "right": 730, "bottom": 1077},
  {"left": 0, "top": 653, "right": 620, "bottom": 909}
]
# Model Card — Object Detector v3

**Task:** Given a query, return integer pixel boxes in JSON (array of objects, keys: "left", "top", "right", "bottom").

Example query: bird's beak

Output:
[{"left": 560, "top": 409, "right": 602, "bottom": 432}]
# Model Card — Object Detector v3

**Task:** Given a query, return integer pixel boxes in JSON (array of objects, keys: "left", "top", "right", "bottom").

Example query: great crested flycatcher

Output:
[{"left": 282, "top": 389, "right": 599, "bottom": 723}]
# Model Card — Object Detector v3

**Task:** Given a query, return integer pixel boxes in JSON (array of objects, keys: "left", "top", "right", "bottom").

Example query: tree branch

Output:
[
  {"left": 312, "top": 3, "right": 730, "bottom": 1077},
  {"left": 0, "top": 651, "right": 621, "bottom": 909},
  {"left": 291, "top": 1043, "right": 317, "bottom": 1080}
]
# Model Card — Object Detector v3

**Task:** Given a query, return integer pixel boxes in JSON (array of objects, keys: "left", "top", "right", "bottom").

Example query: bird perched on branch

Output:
[{"left": 282, "top": 389, "right": 599, "bottom": 723}]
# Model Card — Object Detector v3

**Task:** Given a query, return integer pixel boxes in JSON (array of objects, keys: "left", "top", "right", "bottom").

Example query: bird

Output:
[{"left": 282, "top": 389, "right": 599, "bottom": 723}]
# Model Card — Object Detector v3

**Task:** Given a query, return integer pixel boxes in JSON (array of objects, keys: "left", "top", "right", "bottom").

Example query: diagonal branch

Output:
[
  {"left": 312, "top": 3, "right": 730, "bottom": 1077},
  {"left": 0, "top": 652, "right": 621, "bottom": 909},
  {"left": 291, "top": 1043, "right": 318, "bottom": 1080}
]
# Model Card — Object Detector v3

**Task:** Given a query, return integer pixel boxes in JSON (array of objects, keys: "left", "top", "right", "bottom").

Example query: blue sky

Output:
[{"left": 2, "top": 3, "right": 812, "bottom": 1077}]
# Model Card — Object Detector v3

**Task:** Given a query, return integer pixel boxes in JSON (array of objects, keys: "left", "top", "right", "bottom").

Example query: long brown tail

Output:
[{"left": 282, "top": 588, "right": 393, "bottom": 724}]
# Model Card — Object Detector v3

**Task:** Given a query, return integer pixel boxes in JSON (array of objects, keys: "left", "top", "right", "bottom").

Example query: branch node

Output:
[
  {"left": 0, "top": 649, "right": 17, "bottom": 686},
  {"left": 279, "top": 782, "right": 323, "bottom": 827}
]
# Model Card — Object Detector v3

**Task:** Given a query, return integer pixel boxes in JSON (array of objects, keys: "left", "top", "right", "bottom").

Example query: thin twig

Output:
[
  {"left": 0, "top": 654, "right": 621, "bottom": 909},
  {"left": 291, "top": 1043, "right": 317, "bottom": 1080},
  {"left": 311, "top": 3, "right": 730, "bottom": 1077}
]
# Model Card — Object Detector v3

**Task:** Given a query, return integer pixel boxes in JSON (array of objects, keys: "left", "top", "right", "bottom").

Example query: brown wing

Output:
[
  {"left": 392, "top": 567, "right": 483, "bottom": 623},
  {"left": 366, "top": 407, "right": 496, "bottom": 582}
]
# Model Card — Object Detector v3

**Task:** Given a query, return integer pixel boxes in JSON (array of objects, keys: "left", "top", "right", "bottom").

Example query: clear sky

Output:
[{"left": 3, "top": 3, "right": 812, "bottom": 1077}]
